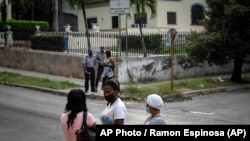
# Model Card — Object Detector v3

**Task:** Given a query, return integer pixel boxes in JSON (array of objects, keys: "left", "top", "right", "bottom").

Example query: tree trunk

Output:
[
  {"left": 138, "top": 19, "right": 147, "bottom": 57},
  {"left": 52, "top": 0, "right": 59, "bottom": 32},
  {"left": 1, "top": 0, "right": 7, "bottom": 25},
  {"left": 81, "top": 0, "right": 91, "bottom": 49},
  {"left": 1, "top": 0, "right": 7, "bottom": 46},
  {"left": 31, "top": 0, "right": 34, "bottom": 20},
  {"left": 231, "top": 55, "right": 243, "bottom": 83}
]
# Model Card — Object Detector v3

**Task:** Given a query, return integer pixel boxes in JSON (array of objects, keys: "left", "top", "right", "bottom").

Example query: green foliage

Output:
[
  {"left": 121, "top": 34, "right": 163, "bottom": 52},
  {"left": 130, "top": 0, "right": 157, "bottom": 19},
  {"left": 186, "top": 31, "right": 231, "bottom": 65},
  {"left": 0, "top": 72, "right": 249, "bottom": 101},
  {"left": 121, "top": 35, "right": 141, "bottom": 50},
  {"left": 130, "top": 0, "right": 158, "bottom": 57},
  {"left": 145, "top": 34, "right": 162, "bottom": 50},
  {"left": 5, "top": 19, "right": 49, "bottom": 31},
  {"left": 185, "top": 32, "right": 207, "bottom": 62},
  {"left": 121, "top": 85, "right": 145, "bottom": 100},
  {"left": 11, "top": 0, "right": 53, "bottom": 29},
  {"left": 121, "top": 75, "right": 249, "bottom": 101},
  {"left": 203, "top": 0, "right": 250, "bottom": 58},
  {"left": 0, "top": 19, "right": 49, "bottom": 40},
  {"left": 186, "top": 0, "right": 250, "bottom": 82},
  {"left": 122, "top": 82, "right": 177, "bottom": 100},
  {"left": 31, "top": 35, "right": 64, "bottom": 52}
]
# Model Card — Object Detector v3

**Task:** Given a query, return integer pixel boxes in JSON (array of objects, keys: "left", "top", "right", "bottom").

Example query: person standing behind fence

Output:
[
  {"left": 82, "top": 48, "right": 97, "bottom": 93},
  {"left": 95, "top": 46, "right": 105, "bottom": 91},
  {"left": 102, "top": 50, "right": 116, "bottom": 89}
]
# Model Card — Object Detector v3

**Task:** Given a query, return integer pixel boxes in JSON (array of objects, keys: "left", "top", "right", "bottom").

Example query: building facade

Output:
[
  {"left": 61, "top": 0, "right": 78, "bottom": 31},
  {"left": 78, "top": 0, "right": 207, "bottom": 32}
]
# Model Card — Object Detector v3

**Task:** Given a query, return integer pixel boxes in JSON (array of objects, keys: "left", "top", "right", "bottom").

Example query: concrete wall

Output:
[
  {"left": 0, "top": 47, "right": 84, "bottom": 79},
  {"left": 1, "top": 47, "right": 250, "bottom": 84},
  {"left": 118, "top": 56, "right": 243, "bottom": 84}
]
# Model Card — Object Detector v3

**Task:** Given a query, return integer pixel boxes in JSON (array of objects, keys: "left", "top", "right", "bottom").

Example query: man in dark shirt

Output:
[{"left": 95, "top": 46, "right": 105, "bottom": 90}]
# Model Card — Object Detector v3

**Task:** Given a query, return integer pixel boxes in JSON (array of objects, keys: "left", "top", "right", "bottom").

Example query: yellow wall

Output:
[{"left": 78, "top": 0, "right": 206, "bottom": 32}]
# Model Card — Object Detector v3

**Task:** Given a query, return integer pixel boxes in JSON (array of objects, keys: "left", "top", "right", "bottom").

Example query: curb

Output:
[
  {"left": 182, "top": 85, "right": 250, "bottom": 97},
  {"left": 1, "top": 81, "right": 250, "bottom": 102},
  {"left": 160, "top": 84, "right": 250, "bottom": 102},
  {"left": 0, "top": 81, "right": 104, "bottom": 99}
]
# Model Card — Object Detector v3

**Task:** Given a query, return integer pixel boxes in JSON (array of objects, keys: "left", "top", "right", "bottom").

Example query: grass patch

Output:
[
  {"left": 0, "top": 71, "right": 249, "bottom": 101},
  {"left": 0, "top": 71, "right": 80, "bottom": 90},
  {"left": 122, "top": 75, "right": 250, "bottom": 100}
]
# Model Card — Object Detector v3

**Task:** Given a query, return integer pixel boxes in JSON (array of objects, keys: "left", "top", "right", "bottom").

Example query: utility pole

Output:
[
  {"left": 169, "top": 28, "right": 177, "bottom": 91},
  {"left": 117, "top": 13, "right": 122, "bottom": 61}
]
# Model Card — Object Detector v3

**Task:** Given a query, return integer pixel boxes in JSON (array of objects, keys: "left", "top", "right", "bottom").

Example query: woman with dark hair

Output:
[
  {"left": 99, "top": 80, "right": 127, "bottom": 125},
  {"left": 102, "top": 50, "right": 116, "bottom": 88},
  {"left": 61, "top": 89, "right": 96, "bottom": 141}
]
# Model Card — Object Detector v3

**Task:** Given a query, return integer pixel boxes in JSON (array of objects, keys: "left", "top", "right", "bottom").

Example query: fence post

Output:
[
  {"left": 35, "top": 25, "right": 41, "bottom": 36},
  {"left": 64, "top": 33, "right": 69, "bottom": 50},
  {"left": 0, "top": 32, "right": 5, "bottom": 46},
  {"left": 6, "top": 26, "right": 13, "bottom": 47}
]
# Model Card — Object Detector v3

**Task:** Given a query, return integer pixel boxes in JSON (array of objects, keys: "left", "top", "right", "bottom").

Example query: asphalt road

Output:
[{"left": 0, "top": 84, "right": 250, "bottom": 141}]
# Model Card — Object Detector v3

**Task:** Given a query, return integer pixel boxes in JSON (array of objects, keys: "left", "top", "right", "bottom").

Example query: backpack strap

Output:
[{"left": 80, "top": 111, "right": 87, "bottom": 130}]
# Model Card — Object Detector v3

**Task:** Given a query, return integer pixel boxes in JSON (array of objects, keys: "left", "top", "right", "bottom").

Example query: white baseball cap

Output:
[{"left": 146, "top": 94, "right": 164, "bottom": 110}]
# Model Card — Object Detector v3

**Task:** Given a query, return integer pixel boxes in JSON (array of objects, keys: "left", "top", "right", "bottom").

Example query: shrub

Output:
[
  {"left": 0, "top": 19, "right": 49, "bottom": 40},
  {"left": 31, "top": 35, "right": 64, "bottom": 52}
]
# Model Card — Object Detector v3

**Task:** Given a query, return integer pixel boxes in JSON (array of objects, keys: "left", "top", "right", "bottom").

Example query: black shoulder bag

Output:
[{"left": 75, "top": 112, "right": 96, "bottom": 141}]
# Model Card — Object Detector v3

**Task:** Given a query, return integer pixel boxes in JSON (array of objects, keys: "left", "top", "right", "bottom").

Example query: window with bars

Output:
[
  {"left": 87, "top": 18, "right": 97, "bottom": 29},
  {"left": 191, "top": 5, "right": 204, "bottom": 25},
  {"left": 167, "top": 12, "right": 176, "bottom": 24},
  {"left": 134, "top": 13, "right": 147, "bottom": 25},
  {"left": 112, "top": 16, "right": 118, "bottom": 28}
]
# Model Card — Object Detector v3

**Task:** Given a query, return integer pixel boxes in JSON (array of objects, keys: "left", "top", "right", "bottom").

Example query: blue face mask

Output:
[{"left": 146, "top": 107, "right": 150, "bottom": 113}]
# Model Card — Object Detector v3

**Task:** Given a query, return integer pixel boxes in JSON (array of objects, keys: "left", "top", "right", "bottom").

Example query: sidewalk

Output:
[
  {"left": 0, "top": 66, "right": 105, "bottom": 97},
  {"left": 1, "top": 66, "right": 250, "bottom": 101},
  {"left": 0, "top": 66, "right": 135, "bottom": 99}
]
